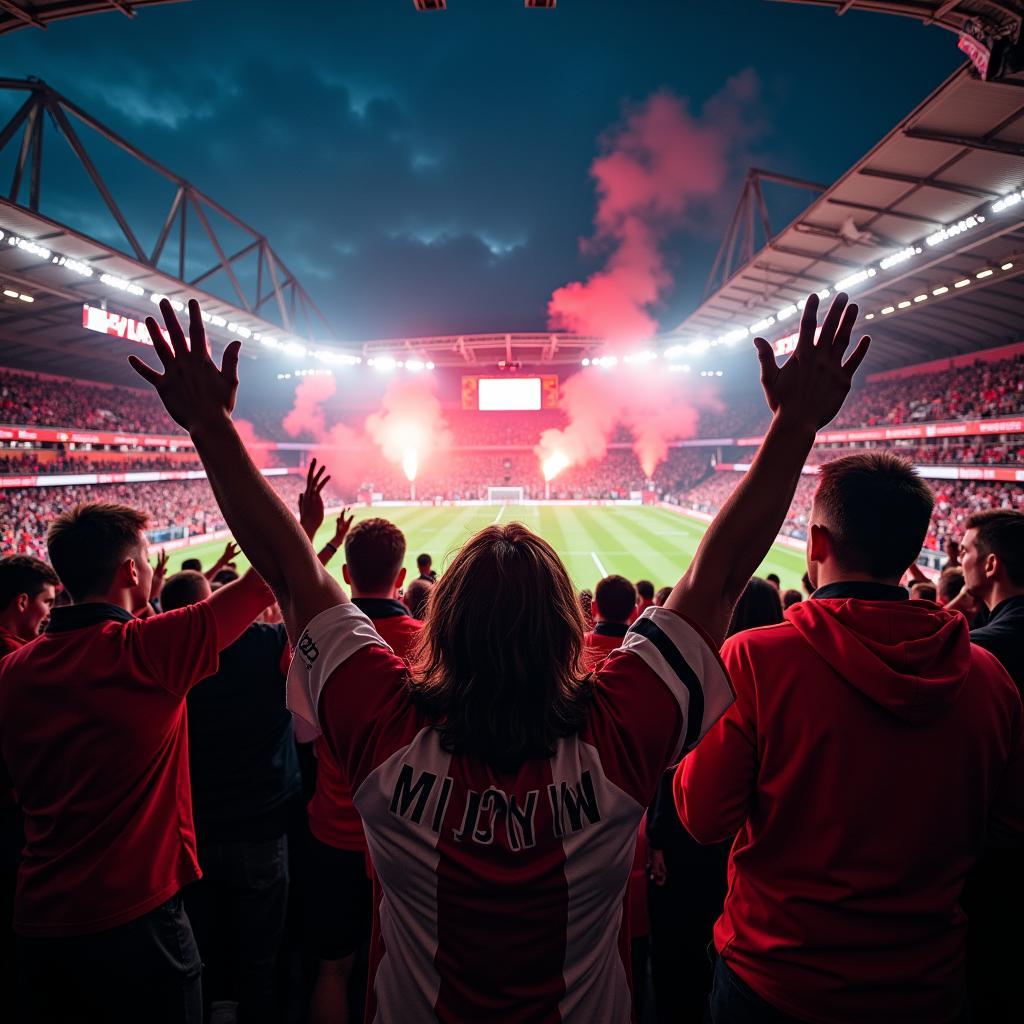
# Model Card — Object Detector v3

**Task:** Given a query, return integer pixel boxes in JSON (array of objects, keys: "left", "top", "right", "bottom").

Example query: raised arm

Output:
[
  {"left": 129, "top": 299, "right": 347, "bottom": 643},
  {"left": 665, "top": 292, "right": 869, "bottom": 645},
  {"left": 296, "top": 458, "right": 354, "bottom": 566},
  {"left": 204, "top": 541, "right": 240, "bottom": 581}
]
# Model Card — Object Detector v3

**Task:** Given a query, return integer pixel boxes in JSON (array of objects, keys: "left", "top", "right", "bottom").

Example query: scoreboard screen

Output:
[{"left": 462, "top": 375, "right": 559, "bottom": 411}]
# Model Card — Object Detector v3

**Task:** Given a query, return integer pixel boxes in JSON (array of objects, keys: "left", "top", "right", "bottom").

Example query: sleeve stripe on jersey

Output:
[
  {"left": 286, "top": 602, "right": 391, "bottom": 735},
  {"left": 628, "top": 616, "right": 705, "bottom": 751}
]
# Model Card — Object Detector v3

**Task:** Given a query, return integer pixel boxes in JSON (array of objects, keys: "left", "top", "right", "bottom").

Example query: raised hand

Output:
[
  {"left": 221, "top": 541, "right": 240, "bottom": 564},
  {"left": 753, "top": 292, "right": 870, "bottom": 432},
  {"left": 153, "top": 548, "right": 169, "bottom": 576},
  {"left": 333, "top": 507, "right": 354, "bottom": 545},
  {"left": 298, "top": 458, "right": 331, "bottom": 539},
  {"left": 128, "top": 298, "right": 241, "bottom": 432}
]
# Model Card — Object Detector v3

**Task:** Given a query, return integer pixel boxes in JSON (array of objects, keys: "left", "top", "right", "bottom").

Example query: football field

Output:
[{"left": 164, "top": 504, "right": 807, "bottom": 595}]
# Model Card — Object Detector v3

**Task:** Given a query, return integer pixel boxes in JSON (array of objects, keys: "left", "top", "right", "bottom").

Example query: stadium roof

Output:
[
  {"left": 670, "top": 65, "right": 1024, "bottom": 372},
  {"left": 0, "top": 1, "right": 185, "bottom": 35}
]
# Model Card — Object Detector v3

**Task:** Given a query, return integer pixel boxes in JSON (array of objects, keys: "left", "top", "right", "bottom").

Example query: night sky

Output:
[{"left": 0, "top": 0, "right": 960, "bottom": 342}]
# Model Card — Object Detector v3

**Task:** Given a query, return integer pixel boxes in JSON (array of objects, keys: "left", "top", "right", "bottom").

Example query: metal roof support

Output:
[
  {"left": 150, "top": 185, "right": 184, "bottom": 265},
  {"left": 856, "top": 167, "right": 1000, "bottom": 201},
  {"left": 903, "top": 127, "right": 1024, "bottom": 158}
]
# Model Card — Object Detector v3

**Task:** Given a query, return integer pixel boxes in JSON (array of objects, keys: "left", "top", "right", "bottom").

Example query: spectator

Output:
[
  {"left": 583, "top": 574, "right": 637, "bottom": 669},
  {"left": 130, "top": 290, "right": 865, "bottom": 1023},
  {"left": 160, "top": 569, "right": 300, "bottom": 1024},
  {"left": 677, "top": 452, "right": 1023, "bottom": 1024},
  {"left": 0, "top": 502, "right": 275, "bottom": 1024},
  {"left": 727, "top": 577, "right": 783, "bottom": 636},
  {"left": 939, "top": 568, "right": 965, "bottom": 605},
  {"left": 578, "top": 588, "right": 594, "bottom": 631},
  {"left": 962, "top": 510, "right": 1024, "bottom": 687},
  {"left": 765, "top": 573, "right": 781, "bottom": 591},
  {"left": 182, "top": 557, "right": 202, "bottom": 572},
  {"left": 403, "top": 578, "right": 432, "bottom": 621},
  {"left": 305, "top": 515, "right": 422, "bottom": 1024},
  {"left": 0, "top": 556, "right": 59, "bottom": 655},
  {"left": 654, "top": 585, "right": 672, "bottom": 607},
  {"left": 416, "top": 552, "right": 437, "bottom": 583},
  {"left": 782, "top": 588, "right": 802, "bottom": 610},
  {"left": 910, "top": 581, "right": 938, "bottom": 602},
  {"left": 635, "top": 580, "right": 655, "bottom": 615},
  {"left": 802, "top": 571, "right": 815, "bottom": 597},
  {"left": 647, "top": 573, "right": 783, "bottom": 1024}
]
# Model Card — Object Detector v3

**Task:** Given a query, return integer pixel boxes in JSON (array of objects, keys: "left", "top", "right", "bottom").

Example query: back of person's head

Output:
[
  {"left": 181, "top": 557, "right": 202, "bottom": 572},
  {"left": 654, "top": 585, "right": 672, "bottom": 607},
  {"left": 635, "top": 579, "right": 655, "bottom": 604},
  {"left": 410, "top": 522, "right": 591, "bottom": 769},
  {"left": 909, "top": 581, "right": 937, "bottom": 602},
  {"left": 765, "top": 573, "right": 781, "bottom": 590},
  {"left": 593, "top": 575, "right": 637, "bottom": 624},
  {"left": 727, "top": 577, "right": 784, "bottom": 638},
  {"left": 212, "top": 568, "right": 239, "bottom": 586},
  {"left": 46, "top": 503, "right": 150, "bottom": 602},
  {"left": 964, "top": 509, "right": 1024, "bottom": 588},
  {"left": 159, "top": 570, "right": 212, "bottom": 612},
  {"left": 403, "top": 578, "right": 432, "bottom": 620},
  {"left": 938, "top": 567, "right": 964, "bottom": 604},
  {"left": 417, "top": 552, "right": 432, "bottom": 571},
  {"left": 811, "top": 453, "right": 934, "bottom": 580},
  {"left": 344, "top": 518, "right": 407, "bottom": 594},
  {"left": 0, "top": 555, "right": 59, "bottom": 612},
  {"left": 802, "top": 571, "right": 815, "bottom": 596},
  {"left": 782, "top": 588, "right": 802, "bottom": 610}
]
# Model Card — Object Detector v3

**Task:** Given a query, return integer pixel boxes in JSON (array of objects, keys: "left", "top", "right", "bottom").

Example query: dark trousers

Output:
[
  {"left": 648, "top": 840, "right": 729, "bottom": 1023},
  {"left": 16, "top": 892, "right": 202, "bottom": 1024},
  {"left": 706, "top": 958, "right": 807, "bottom": 1024},
  {"left": 184, "top": 835, "right": 289, "bottom": 1024}
]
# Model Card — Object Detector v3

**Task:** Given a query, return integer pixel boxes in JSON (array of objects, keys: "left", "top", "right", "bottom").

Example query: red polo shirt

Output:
[
  {"left": 582, "top": 622, "right": 630, "bottom": 671},
  {"left": 0, "top": 600, "right": 220, "bottom": 937}
]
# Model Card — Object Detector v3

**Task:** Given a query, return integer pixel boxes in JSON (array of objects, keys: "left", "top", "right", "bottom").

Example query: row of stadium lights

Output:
[
  {"left": 663, "top": 188, "right": 1024, "bottom": 358},
  {"left": 275, "top": 355, "right": 437, "bottom": 380}
]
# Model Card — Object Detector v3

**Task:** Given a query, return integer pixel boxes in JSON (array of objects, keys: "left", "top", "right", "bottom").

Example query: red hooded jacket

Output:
[{"left": 676, "top": 585, "right": 1024, "bottom": 1024}]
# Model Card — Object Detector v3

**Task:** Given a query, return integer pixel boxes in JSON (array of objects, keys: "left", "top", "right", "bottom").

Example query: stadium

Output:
[{"left": 0, "top": 3, "right": 1023, "bottom": 1024}]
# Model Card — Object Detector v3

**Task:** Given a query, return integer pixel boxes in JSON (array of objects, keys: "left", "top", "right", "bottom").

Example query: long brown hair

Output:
[{"left": 408, "top": 522, "right": 593, "bottom": 769}]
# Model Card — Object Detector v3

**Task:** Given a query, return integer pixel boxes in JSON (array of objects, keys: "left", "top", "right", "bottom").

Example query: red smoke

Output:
[
  {"left": 365, "top": 377, "right": 452, "bottom": 480},
  {"left": 548, "top": 73, "right": 759, "bottom": 339},
  {"left": 283, "top": 376, "right": 336, "bottom": 440},
  {"left": 234, "top": 418, "right": 274, "bottom": 469}
]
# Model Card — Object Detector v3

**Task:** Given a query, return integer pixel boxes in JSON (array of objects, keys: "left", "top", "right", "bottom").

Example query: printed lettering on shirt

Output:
[
  {"left": 389, "top": 763, "right": 438, "bottom": 825},
  {"left": 507, "top": 790, "right": 538, "bottom": 850},
  {"left": 296, "top": 629, "right": 320, "bottom": 670},
  {"left": 549, "top": 771, "right": 601, "bottom": 837}
]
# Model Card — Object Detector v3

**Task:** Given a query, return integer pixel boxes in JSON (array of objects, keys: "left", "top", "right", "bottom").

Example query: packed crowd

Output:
[
  {"left": 1, "top": 293, "right": 1022, "bottom": 1024},
  {"left": 0, "top": 452, "right": 206, "bottom": 476},
  {"left": 803, "top": 440, "right": 1024, "bottom": 466}
]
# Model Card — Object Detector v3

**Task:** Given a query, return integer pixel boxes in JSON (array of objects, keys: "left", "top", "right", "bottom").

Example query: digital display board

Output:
[{"left": 462, "top": 375, "right": 559, "bottom": 411}]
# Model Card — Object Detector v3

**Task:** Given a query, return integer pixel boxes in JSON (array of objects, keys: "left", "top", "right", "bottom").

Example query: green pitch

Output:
[{"left": 164, "top": 504, "right": 807, "bottom": 595}]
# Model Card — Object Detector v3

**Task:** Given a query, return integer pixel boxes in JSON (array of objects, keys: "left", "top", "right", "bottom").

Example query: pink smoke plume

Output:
[
  {"left": 283, "top": 376, "right": 336, "bottom": 440},
  {"left": 548, "top": 72, "right": 759, "bottom": 339},
  {"left": 535, "top": 370, "right": 722, "bottom": 481},
  {"left": 234, "top": 419, "right": 274, "bottom": 469},
  {"left": 364, "top": 377, "right": 452, "bottom": 480}
]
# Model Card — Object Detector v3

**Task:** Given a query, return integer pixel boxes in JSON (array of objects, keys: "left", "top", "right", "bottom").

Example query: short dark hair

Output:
[
  {"left": 594, "top": 575, "right": 636, "bottom": 624},
  {"left": 417, "top": 553, "right": 432, "bottom": 570},
  {"left": 46, "top": 503, "right": 149, "bottom": 602},
  {"left": 0, "top": 555, "right": 59, "bottom": 610},
  {"left": 909, "top": 581, "right": 937, "bottom": 602},
  {"left": 213, "top": 568, "right": 239, "bottom": 586},
  {"left": 938, "top": 567, "right": 964, "bottom": 604},
  {"left": 654, "top": 585, "right": 672, "bottom": 607},
  {"left": 181, "top": 557, "right": 202, "bottom": 572},
  {"left": 635, "top": 579, "right": 654, "bottom": 601},
  {"left": 966, "top": 509, "right": 1024, "bottom": 586},
  {"left": 159, "top": 570, "right": 211, "bottom": 612},
  {"left": 766, "top": 573, "right": 781, "bottom": 587},
  {"left": 345, "top": 518, "right": 407, "bottom": 593},
  {"left": 802, "top": 571, "right": 815, "bottom": 596},
  {"left": 403, "top": 578, "right": 433, "bottom": 620},
  {"left": 782, "top": 588, "right": 802, "bottom": 609},
  {"left": 813, "top": 453, "right": 934, "bottom": 579}
]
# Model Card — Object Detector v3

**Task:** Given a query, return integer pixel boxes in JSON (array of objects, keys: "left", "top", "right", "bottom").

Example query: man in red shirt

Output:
[
  {"left": 307, "top": 516, "right": 423, "bottom": 1024},
  {"left": 131, "top": 291, "right": 870, "bottom": 1022},
  {"left": 0, "top": 556, "right": 59, "bottom": 1001},
  {"left": 0, "top": 503, "right": 274, "bottom": 1024},
  {"left": 677, "top": 452, "right": 1024, "bottom": 1024},
  {"left": 0, "top": 555, "right": 58, "bottom": 656},
  {"left": 583, "top": 575, "right": 637, "bottom": 670}
]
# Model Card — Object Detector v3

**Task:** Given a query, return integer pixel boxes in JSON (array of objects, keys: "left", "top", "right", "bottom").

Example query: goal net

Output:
[{"left": 487, "top": 486, "right": 525, "bottom": 504}]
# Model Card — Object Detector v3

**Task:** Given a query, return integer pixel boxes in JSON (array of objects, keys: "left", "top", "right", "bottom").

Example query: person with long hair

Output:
[{"left": 129, "top": 292, "right": 868, "bottom": 1022}]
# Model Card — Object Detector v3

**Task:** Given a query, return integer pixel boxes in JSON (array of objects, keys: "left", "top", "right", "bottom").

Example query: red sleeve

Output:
[
  {"left": 206, "top": 571, "right": 275, "bottom": 650},
  {"left": 675, "top": 633, "right": 758, "bottom": 844},
  {"left": 318, "top": 644, "right": 420, "bottom": 795},
  {"left": 132, "top": 600, "right": 220, "bottom": 698}
]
